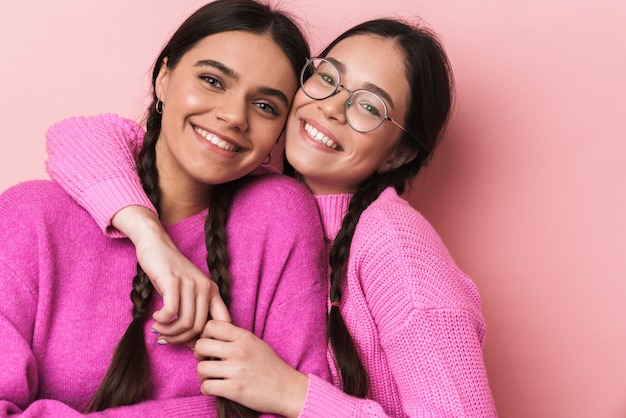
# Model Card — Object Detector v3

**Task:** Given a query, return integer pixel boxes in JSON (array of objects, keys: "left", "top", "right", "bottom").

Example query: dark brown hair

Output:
[
  {"left": 285, "top": 18, "right": 454, "bottom": 397},
  {"left": 88, "top": 0, "right": 310, "bottom": 416}
]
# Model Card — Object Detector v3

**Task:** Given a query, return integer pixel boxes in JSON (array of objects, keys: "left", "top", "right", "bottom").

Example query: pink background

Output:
[{"left": 1, "top": 1, "right": 625, "bottom": 416}]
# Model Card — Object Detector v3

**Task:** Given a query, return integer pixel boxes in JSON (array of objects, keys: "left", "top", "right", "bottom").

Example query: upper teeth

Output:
[
  {"left": 304, "top": 123, "right": 339, "bottom": 150},
  {"left": 194, "top": 126, "right": 239, "bottom": 152}
]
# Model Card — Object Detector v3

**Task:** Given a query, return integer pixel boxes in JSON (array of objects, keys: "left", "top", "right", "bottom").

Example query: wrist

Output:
[
  {"left": 281, "top": 371, "right": 308, "bottom": 418},
  {"left": 111, "top": 206, "right": 164, "bottom": 245}
]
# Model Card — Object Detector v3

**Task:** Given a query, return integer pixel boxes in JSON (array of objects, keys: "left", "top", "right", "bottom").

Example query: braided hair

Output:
[
  {"left": 88, "top": 1, "right": 310, "bottom": 416},
  {"left": 285, "top": 18, "right": 454, "bottom": 397}
]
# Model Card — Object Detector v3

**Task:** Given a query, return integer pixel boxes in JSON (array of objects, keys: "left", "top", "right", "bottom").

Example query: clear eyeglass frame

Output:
[{"left": 299, "top": 57, "right": 411, "bottom": 135}]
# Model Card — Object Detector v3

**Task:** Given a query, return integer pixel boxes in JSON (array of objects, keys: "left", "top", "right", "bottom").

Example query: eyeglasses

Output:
[{"left": 299, "top": 57, "right": 411, "bottom": 135}]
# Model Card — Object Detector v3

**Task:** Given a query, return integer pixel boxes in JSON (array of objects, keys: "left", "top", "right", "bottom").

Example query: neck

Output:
[
  {"left": 158, "top": 184, "right": 212, "bottom": 225},
  {"left": 155, "top": 148, "right": 213, "bottom": 226}
]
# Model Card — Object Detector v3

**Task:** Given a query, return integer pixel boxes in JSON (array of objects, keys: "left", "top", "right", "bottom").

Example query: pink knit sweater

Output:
[
  {"left": 300, "top": 191, "right": 497, "bottom": 417},
  {"left": 45, "top": 114, "right": 496, "bottom": 417},
  {"left": 2, "top": 127, "right": 329, "bottom": 415}
]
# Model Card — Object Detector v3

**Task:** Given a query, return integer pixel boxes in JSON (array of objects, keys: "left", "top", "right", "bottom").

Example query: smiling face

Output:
[
  {"left": 155, "top": 30, "right": 297, "bottom": 197},
  {"left": 285, "top": 34, "right": 412, "bottom": 195}
]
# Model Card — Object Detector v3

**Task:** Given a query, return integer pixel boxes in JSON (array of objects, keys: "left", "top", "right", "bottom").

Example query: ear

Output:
[
  {"left": 155, "top": 57, "right": 170, "bottom": 103},
  {"left": 377, "top": 142, "right": 418, "bottom": 174}
]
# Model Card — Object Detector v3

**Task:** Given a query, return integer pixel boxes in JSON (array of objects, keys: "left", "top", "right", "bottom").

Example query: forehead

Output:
[
  {"left": 325, "top": 34, "right": 410, "bottom": 108},
  {"left": 182, "top": 30, "right": 297, "bottom": 89}
]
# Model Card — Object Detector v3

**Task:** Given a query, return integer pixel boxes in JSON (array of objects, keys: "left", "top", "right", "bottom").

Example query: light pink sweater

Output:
[
  {"left": 300, "top": 190, "right": 497, "bottom": 417},
  {"left": 45, "top": 114, "right": 497, "bottom": 417},
  {"left": 1, "top": 118, "right": 329, "bottom": 415}
]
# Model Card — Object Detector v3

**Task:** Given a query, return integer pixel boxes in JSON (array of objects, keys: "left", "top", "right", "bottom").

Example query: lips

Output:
[
  {"left": 193, "top": 125, "right": 241, "bottom": 152},
  {"left": 304, "top": 122, "right": 341, "bottom": 151}
]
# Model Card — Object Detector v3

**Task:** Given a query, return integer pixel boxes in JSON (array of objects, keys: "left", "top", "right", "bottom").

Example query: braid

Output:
[
  {"left": 205, "top": 181, "right": 257, "bottom": 418},
  {"left": 327, "top": 173, "right": 390, "bottom": 398},
  {"left": 88, "top": 114, "right": 162, "bottom": 412},
  {"left": 205, "top": 183, "right": 236, "bottom": 307}
]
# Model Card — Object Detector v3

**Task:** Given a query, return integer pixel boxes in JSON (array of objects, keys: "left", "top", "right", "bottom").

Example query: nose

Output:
[
  {"left": 317, "top": 88, "right": 348, "bottom": 124},
  {"left": 214, "top": 92, "right": 248, "bottom": 131}
]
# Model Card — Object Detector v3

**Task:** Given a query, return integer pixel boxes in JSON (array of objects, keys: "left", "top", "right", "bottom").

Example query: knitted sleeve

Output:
[
  {"left": 300, "top": 195, "right": 497, "bottom": 417},
  {"left": 45, "top": 113, "right": 155, "bottom": 238}
]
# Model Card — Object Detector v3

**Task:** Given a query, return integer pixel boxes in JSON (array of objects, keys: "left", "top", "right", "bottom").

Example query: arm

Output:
[
  {"left": 301, "top": 207, "right": 495, "bottom": 417},
  {"left": 296, "top": 194, "right": 497, "bottom": 417},
  {"left": 195, "top": 175, "right": 330, "bottom": 417},
  {"left": 299, "top": 310, "right": 496, "bottom": 418},
  {"left": 196, "top": 320, "right": 309, "bottom": 418},
  {"left": 116, "top": 206, "right": 231, "bottom": 336},
  {"left": 45, "top": 114, "right": 229, "bottom": 337},
  {"left": 45, "top": 113, "right": 154, "bottom": 238}
]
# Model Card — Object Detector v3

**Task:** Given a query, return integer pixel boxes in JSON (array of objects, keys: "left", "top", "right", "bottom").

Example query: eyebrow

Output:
[
  {"left": 324, "top": 57, "right": 396, "bottom": 110},
  {"left": 194, "top": 59, "right": 290, "bottom": 107}
]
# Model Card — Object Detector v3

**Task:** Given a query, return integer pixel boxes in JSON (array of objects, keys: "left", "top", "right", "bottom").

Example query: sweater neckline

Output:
[{"left": 314, "top": 193, "right": 352, "bottom": 241}]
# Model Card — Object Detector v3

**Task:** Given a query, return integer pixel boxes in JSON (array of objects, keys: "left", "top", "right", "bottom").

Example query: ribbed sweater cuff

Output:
[
  {"left": 78, "top": 176, "right": 156, "bottom": 238},
  {"left": 299, "top": 374, "right": 357, "bottom": 418}
]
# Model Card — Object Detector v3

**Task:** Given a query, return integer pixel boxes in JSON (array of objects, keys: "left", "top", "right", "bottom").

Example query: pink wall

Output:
[{"left": 2, "top": 1, "right": 625, "bottom": 416}]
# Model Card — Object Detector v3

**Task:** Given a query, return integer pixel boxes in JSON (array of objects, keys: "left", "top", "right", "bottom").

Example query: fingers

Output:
[
  {"left": 209, "top": 292, "right": 232, "bottom": 323},
  {"left": 197, "top": 360, "right": 237, "bottom": 396},
  {"left": 194, "top": 320, "right": 243, "bottom": 360},
  {"left": 199, "top": 319, "right": 238, "bottom": 340},
  {"left": 152, "top": 289, "right": 179, "bottom": 324},
  {"left": 152, "top": 281, "right": 231, "bottom": 345},
  {"left": 153, "top": 280, "right": 209, "bottom": 344},
  {"left": 194, "top": 334, "right": 225, "bottom": 361}
]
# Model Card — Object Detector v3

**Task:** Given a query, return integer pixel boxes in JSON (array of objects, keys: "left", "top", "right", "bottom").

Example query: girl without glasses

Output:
[
  {"left": 45, "top": 17, "right": 497, "bottom": 418},
  {"left": 0, "top": 1, "right": 329, "bottom": 416}
]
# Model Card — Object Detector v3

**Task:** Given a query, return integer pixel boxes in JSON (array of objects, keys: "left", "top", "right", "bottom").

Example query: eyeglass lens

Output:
[{"left": 301, "top": 58, "right": 388, "bottom": 133}]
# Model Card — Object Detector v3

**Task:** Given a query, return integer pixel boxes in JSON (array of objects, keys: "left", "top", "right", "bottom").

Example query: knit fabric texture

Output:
[
  {"left": 297, "top": 190, "right": 497, "bottom": 417},
  {"left": 44, "top": 114, "right": 496, "bottom": 417},
  {"left": 0, "top": 152, "right": 328, "bottom": 415}
]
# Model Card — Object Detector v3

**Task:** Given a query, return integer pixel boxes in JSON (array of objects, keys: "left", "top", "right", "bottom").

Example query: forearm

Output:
[{"left": 45, "top": 113, "right": 155, "bottom": 237}]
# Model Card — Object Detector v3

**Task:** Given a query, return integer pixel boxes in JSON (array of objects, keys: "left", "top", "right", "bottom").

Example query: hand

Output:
[
  {"left": 195, "top": 320, "right": 309, "bottom": 418},
  {"left": 112, "top": 206, "right": 231, "bottom": 344}
]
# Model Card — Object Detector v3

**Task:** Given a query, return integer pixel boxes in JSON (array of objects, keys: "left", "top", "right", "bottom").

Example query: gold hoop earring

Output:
[{"left": 155, "top": 100, "right": 164, "bottom": 114}]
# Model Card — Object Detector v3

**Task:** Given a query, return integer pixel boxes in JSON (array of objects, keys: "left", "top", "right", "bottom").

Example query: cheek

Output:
[
  {"left": 177, "top": 88, "right": 204, "bottom": 110},
  {"left": 163, "top": 77, "right": 202, "bottom": 109},
  {"left": 290, "top": 88, "right": 311, "bottom": 110}
]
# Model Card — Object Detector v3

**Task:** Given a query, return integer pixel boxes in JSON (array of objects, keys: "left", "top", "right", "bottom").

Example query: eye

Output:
[
  {"left": 199, "top": 74, "right": 223, "bottom": 89},
  {"left": 253, "top": 101, "right": 280, "bottom": 116},
  {"left": 318, "top": 72, "right": 337, "bottom": 87},
  {"left": 358, "top": 100, "right": 382, "bottom": 117}
]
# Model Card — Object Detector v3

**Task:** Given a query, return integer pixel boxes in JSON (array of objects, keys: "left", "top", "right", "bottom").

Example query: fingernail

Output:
[
  {"left": 157, "top": 339, "right": 168, "bottom": 345},
  {"left": 151, "top": 328, "right": 159, "bottom": 334}
]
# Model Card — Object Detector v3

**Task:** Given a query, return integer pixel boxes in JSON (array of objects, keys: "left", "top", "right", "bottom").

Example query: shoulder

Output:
[
  {"left": 228, "top": 170, "right": 323, "bottom": 246},
  {"left": 0, "top": 181, "right": 89, "bottom": 258},
  {"left": 354, "top": 188, "right": 481, "bottom": 311},
  {"left": 233, "top": 168, "right": 318, "bottom": 220},
  {"left": 358, "top": 188, "right": 444, "bottom": 251},
  {"left": 0, "top": 180, "right": 92, "bottom": 229},
  {"left": 0, "top": 180, "right": 73, "bottom": 209}
]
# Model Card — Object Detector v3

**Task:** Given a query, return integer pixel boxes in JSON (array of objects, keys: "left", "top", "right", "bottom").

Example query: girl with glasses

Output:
[
  {"left": 0, "top": 1, "right": 329, "bottom": 416},
  {"left": 45, "top": 16, "right": 496, "bottom": 418}
]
